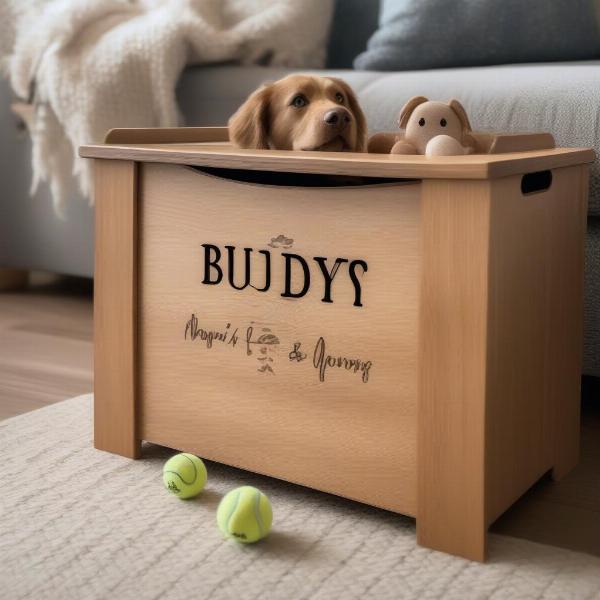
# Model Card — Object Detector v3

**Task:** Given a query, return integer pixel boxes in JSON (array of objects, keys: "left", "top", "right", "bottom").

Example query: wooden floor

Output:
[
  {"left": 1, "top": 275, "right": 599, "bottom": 558},
  {"left": 0, "top": 274, "right": 93, "bottom": 420}
]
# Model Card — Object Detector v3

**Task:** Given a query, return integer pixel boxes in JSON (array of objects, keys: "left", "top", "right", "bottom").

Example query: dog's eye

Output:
[
  {"left": 335, "top": 92, "right": 345, "bottom": 104},
  {"left": 291, "top": 94, "right": 308, "bottom": 108},
  {"left": 440, "top": 118, "right": 447, "bottom": 127},
  {"left": 418, "top": 118, "right": 426, "bottom": 126}
]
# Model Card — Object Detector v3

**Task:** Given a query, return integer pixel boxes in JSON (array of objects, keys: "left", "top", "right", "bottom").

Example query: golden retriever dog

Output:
[{"left": 228, "top": 74, "right": 367, "bottom": 152}]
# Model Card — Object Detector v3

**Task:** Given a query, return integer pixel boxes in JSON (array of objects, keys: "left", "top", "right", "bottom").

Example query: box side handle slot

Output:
[
  {"left": 521, "top": 170, "right": 552, "bottom": 195},
  {"left": 190, "top": 166, "right": 416, "bottom": 188}
]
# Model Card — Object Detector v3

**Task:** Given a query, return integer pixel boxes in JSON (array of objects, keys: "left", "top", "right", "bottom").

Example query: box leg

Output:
[
  {"left": 417, "top": 513, "right": 487, "bottom": 563},
  {"left": 93, "top": 159, "right": 140, "bottom": 458},
  {"left": 417, "top": 179, "right": 491, "bottom": 561},
  {"left": 548, "top": 166, "right": 588, "bottom": 481}
]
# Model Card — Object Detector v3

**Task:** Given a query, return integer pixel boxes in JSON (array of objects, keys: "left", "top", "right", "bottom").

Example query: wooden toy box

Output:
[{"left": 80, "top": 128, "right": 593, "bottom": 561}]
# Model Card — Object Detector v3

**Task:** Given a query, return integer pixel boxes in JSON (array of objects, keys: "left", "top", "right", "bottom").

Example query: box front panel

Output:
[{"left": 139, "top": 164, "right": 420, "bottom": 514}]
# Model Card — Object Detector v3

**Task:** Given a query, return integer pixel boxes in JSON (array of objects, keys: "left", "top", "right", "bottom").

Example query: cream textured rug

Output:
[{"left": 2, "top": 395, "right": 600, "bottom": 600}]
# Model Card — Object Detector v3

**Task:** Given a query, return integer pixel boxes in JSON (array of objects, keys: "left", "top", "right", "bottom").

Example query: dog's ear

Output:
[
  {"left": 398, "top": 96, "right": 428, "bottom": 129},
  {"left": 328, "top": 77, "right": 368, "bottom": 152},
  {"left": 449, "top": 99, "right": 472, "bottom": 133},
  {"left": 228, "top": 84, "right": 272, "bottom": 149}
]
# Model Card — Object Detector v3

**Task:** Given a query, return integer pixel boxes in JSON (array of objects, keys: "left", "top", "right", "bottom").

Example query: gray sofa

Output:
[{"left": 1, "top": 3, "right": 599, "bottom": 376}]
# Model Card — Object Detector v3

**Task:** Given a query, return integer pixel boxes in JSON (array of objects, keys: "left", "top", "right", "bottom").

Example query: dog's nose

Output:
[{"left": 324, "top": 109, "right": 351, "bottom": 129}]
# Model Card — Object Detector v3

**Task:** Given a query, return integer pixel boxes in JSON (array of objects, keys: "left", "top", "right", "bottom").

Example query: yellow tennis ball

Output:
[
  {"left": 163, "top": 453, "right": 207, "bottom": 499},
  {"left": 217, "top": 486, "right": 273, "bottom": 543}
]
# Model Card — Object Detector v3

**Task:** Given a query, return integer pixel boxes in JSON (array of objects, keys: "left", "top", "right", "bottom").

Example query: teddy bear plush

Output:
[{"left": 368, "top": 96, "right": 476, "bottom": 156}]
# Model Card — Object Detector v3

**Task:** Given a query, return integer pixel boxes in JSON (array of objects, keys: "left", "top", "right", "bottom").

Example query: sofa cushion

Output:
[
  {"left": 326, "top": 0, "right": 380, "bottom": 68},
  {"left": 354, "top": 0, "right": 600, "bottom": 71}
]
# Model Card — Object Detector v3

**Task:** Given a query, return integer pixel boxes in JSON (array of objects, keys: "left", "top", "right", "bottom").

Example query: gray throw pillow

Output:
[{"left": 354, "top": 0, "right": 600, "bottom": 71}]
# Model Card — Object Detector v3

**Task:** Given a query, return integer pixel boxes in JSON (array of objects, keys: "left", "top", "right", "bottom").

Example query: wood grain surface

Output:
[
  {"left": 79, "top": 140, "right": 595, "bottom": 181},
  {"left": 485, "top": 165, "right": 588, "bottom": 524},
  {"left": 417, "top": 178, "right": 491, "bottom": 561},
  {"left": 93, "top": 159, "right": 140, "bottom": 458},
  {"left": 105, "top": 127, "right": 229, "bottom": 144},
  {"left": 138, "top": 163, "right": 421, "bottom": 515}
]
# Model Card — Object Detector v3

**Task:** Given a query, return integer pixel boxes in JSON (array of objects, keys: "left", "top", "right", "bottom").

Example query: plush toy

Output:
[{"left": 368, "top": 96, "right": 476, "bottom": 156}]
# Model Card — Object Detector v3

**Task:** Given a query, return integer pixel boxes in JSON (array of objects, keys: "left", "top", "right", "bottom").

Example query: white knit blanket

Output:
[
  {"left": 0, "top": 0, "right": 333, "bottom": 215},
  {"left": 2, "top": 395, "right": 600, "bottom": 600}
]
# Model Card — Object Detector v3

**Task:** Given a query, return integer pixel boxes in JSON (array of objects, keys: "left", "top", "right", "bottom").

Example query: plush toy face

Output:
[
  {"left": 398, "top": 96, "right": 472, "bottom": 155},
  {"left": 405, "top": 102, "right": 464, "bottom": 153}
]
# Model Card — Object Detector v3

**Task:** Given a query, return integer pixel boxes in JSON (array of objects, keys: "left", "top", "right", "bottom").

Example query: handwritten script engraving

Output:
[
  {"left": 183, "top": 314, "right": 372, "bottom": 383},
  {"left": 184, "top": 314, "right": 280, "bottom": 374},
  {"left": 312, "top": 337, "right": 372, "bottom": 383},
  {"left": 288, "top": 342, "right": 307, "bottom": 362}
]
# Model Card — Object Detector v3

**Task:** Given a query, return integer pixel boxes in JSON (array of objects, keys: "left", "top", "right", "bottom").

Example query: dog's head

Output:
[
  {"left": 398, "top": 96, "right": 472, "bottom": 154},
  {"left": 228, "top": 75, "right": 367, "bottom": 152}
]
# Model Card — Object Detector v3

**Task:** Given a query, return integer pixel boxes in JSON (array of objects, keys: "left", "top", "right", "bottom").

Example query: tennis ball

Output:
[
  {"left": 163, "top": 453, "right": 207, "bottom": 499},
  {"left": 217, "top": 486, "right": 273, "bottom": 543}
]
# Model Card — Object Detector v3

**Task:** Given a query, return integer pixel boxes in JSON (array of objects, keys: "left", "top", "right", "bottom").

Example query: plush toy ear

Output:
[
  {"left": 328, "top": 77, "right": 368, "bottom": 151},
  {"left": 228, "top": 84, "right": 272, "bottom": 149},
  {"left": 449, "top": 99, "right": 472, "bottom": 133},
  {"left": 398, "top": 96, "right": 428, "bottom": 128}
]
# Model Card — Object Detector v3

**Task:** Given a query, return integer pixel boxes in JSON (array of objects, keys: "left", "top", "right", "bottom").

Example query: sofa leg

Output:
[{"left": 0, "top": 268, "right": 29, "bottom": 291}]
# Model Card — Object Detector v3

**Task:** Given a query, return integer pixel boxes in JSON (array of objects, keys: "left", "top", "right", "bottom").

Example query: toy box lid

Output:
[{"left": 79, "top": 127, "right": 595, "bottom": 180}]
